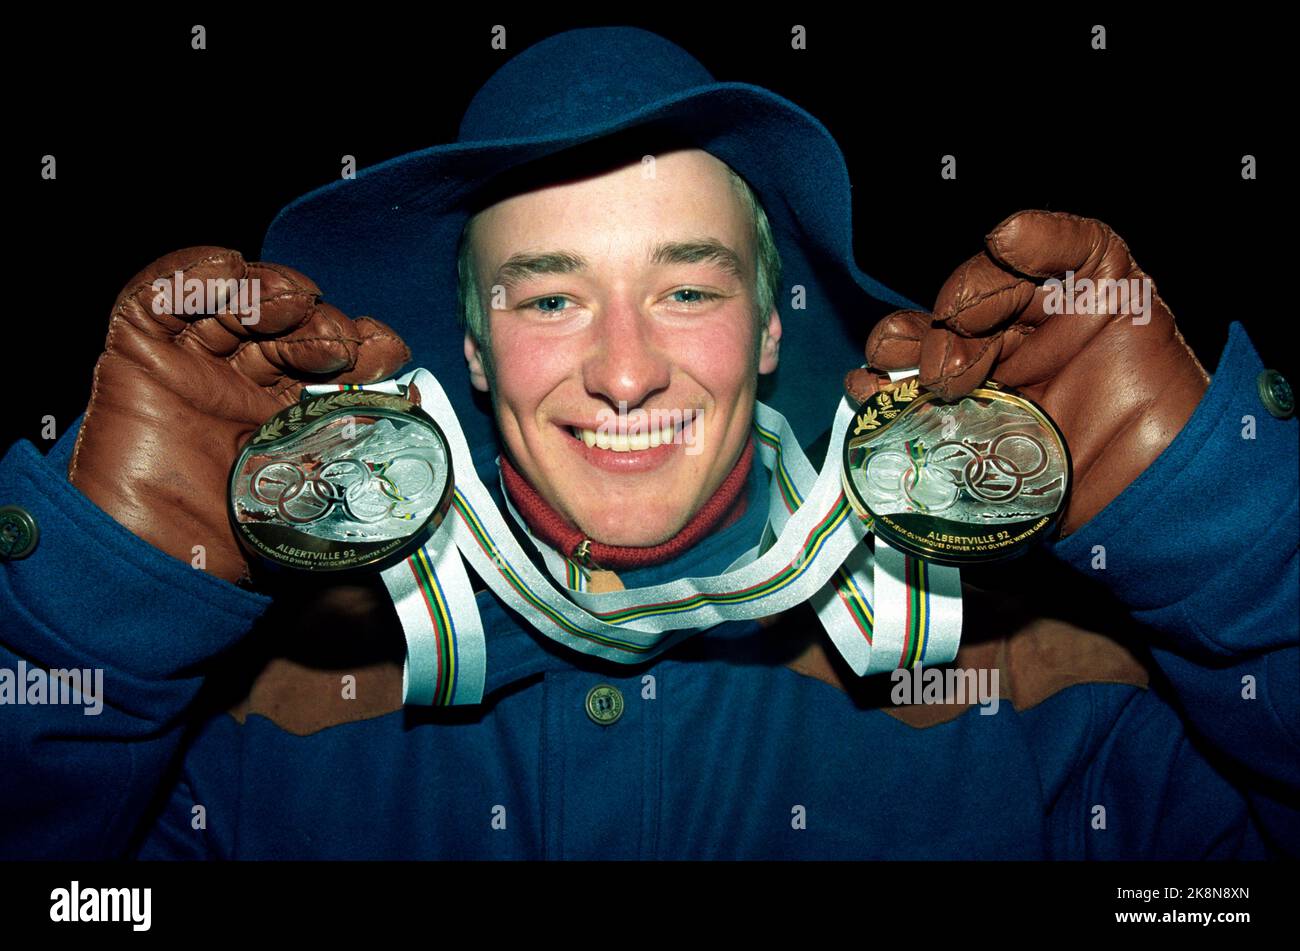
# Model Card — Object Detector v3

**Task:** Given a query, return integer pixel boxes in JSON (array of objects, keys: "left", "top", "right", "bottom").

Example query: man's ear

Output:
[
  {"left": 758, "top": 306, "right": 782, "bottom": 374},
  {"left": 464, "top": 331, "right": 490, "bottom": 393}
]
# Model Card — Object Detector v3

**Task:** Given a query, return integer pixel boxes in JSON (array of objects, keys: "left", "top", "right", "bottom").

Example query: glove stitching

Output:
[
  {"left": 866, "top": 331, "right": 923, "bottom": 366},
  {"left": 270, "top": 378, "right": 303, "bottom": 401},
  {"left": 990, "top": 210, "right": 1091, "bottom": 279},
  {"left": 275, "top": 333, "right": 367, "bottom": 348},
  {"left": 129, "top": 252, "right": 250, "bottom": 358},
  {"left": 173, "top": 323, "right": 235, "bottom": 359},
  {"left": 949, "top": 279, "right": 1031, "bottom": 334},
  {"left": 172, "top": 287, "right": 316, "bottom": 352},
  {"left": 253, "top": 260, "right": 323, "bottom": 297},
  {"left": 69, "top": 302, "right": 129, "bottom": 482},
  {"left": 118, "top": 251, "right": 236, "bottom": 305},
  {"left": 931, "top": 331, "right": 1000, "bottom": 388},
  {"left": 1147, "top": 280, "right": 1211, "bottom": 386}
]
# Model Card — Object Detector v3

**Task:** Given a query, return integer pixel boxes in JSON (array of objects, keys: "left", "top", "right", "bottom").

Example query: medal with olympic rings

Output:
[
  {"left": 841, "top": 378, "right": 1071, "bottom": 565},
  {"left": 228, "top": 388, "right": 454, "bottom": 574}
]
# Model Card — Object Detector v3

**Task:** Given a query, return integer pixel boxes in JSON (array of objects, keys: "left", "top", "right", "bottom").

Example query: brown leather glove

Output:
[
  {"left": 844, "top": 210, "right": 1211, "bottom": 539},
  {"left": 68, "top": 247, "right": 411, "bottom": 584}
]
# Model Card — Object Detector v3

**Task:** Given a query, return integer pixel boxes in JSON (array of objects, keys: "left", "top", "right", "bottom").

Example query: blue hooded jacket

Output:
[{"left": 1, "top": 319, "right": 1296, "bottom": 858}]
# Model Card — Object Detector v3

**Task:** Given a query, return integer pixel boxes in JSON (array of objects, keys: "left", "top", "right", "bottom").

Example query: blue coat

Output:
[{"left": 2, "top": 321, "right": 1296, "bottom": 859}]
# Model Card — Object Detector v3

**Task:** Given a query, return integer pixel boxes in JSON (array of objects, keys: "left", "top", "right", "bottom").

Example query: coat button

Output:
[
  {"left": 1257, "top": 369, "right": 1294, "bottom": 419},
  {"left": 0, "top": 506, "right": 39, "bottom": 560},
  {"left": 585, "top": 683, "right": 624, "bottom": 726}
]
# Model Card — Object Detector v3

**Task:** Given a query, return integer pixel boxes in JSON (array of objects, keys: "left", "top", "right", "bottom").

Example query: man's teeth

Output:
[{"left": 570, "top": 423, "right": 680, "bottom": 452}]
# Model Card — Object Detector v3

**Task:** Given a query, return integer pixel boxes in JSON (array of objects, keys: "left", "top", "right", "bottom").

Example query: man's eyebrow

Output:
[
  {"left": 492, "top": 239, "right": 744, "bottom": 289},
  {"left": 649, "top": 239, "right": 744, "bottom": 279},
  {"left": 493, "top": 250, "right": 587, "bottom": 290}
]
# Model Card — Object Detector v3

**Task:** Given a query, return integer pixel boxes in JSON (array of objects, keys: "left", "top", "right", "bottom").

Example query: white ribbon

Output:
[{"left": 304, "top": 367, "right": 963, "bottom": 705}]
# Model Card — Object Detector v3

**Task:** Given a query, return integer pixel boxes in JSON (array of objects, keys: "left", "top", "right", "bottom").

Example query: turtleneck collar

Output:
[{"left": 497, "top": 435, "right": 756, "bottom": 570}]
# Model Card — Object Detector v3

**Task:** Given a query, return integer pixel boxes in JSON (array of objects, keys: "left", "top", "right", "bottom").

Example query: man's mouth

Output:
[
  {"left": 555, "top": 416, "right": 697, "bottom": 474},
  {"left": 565, "top": 419, "right": 684, "bottom": 452}
]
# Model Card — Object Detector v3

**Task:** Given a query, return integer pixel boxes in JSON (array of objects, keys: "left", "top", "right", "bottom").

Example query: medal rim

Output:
[
  {"left": 227, "top": 395, "right": 456, "bottom": 575},
  {"left": 841, "top": 380, "right": 1072, "bottom": 565}
]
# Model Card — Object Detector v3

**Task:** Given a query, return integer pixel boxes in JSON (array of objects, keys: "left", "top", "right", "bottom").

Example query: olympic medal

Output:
[
  {"left": 841, "top": 378, "right": 1070, "bottom": 565},
  {"left": 228, "top": 388, "right": 454, "bottom": 574}
]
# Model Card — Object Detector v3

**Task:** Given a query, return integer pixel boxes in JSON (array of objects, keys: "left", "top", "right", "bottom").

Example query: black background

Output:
[
  {"left": 0, "top": 859, "right": 1289, "bottom": 937},
  {"left": 9, "top": 10, "right": 1287, "bottom": 450}
]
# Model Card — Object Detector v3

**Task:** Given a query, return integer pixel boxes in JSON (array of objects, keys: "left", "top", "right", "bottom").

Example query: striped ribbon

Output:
[{"left": 304, "top": 367, "right": 963, "bottom": 705}]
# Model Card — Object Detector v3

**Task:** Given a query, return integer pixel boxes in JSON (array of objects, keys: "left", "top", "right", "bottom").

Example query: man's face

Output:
[{"left": 464, "top": 148, "right": 781, "bottom": 546}]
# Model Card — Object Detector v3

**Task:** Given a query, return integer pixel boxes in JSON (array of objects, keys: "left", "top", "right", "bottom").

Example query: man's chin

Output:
[
  {"left": 565, "top": 504, "right": 691, "bottom": 548},
  {"left": 579, "top": 522, "right": 685, "bottom": 548}
]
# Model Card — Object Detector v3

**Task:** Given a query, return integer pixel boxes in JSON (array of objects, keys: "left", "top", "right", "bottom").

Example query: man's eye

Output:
[
  {"left": 524, "top": 295, "right": 571, "bottom": 313},
  {"left": 669, "top": 289, "right": 720, "bottom": 306}
]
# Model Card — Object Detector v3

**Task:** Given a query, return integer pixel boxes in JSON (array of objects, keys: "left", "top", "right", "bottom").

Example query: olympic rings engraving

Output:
[
  {"left": 250, "top": 456, "right": 437, "bottom": 526},
  {"left": 861, "top": 431, "right": 1050, "bottom": 514}
]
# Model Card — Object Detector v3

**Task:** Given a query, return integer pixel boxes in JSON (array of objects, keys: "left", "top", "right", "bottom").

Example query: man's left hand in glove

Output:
[{"left": 844, "top": 209, "right": 1211, "bottom": 539}]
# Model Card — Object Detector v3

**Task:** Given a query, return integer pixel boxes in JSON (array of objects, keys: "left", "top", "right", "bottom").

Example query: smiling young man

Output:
[{"left": 460, "top": 147, "right": 781, "bottom": 557}]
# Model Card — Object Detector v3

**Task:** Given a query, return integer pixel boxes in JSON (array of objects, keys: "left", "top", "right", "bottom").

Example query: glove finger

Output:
[
  {"left": 328, "top": 317, "right": 412, "bottom": 385},
  {"left": 985, "top": 209, "right": 1136, "bottom": 281},
  {"left": 933, "top": 252, "right": 1039, "bottom": 337},
  {"left": 918, "top": 324, "right": 1003, "bottom": 401},
  {"left": 232, "top": 312, "right": 411, "bottom": 392},
  {"left": 259, "top": 301, "right": 362, "bottom": 376},
  {"left": 117, "top": 252, "right": 325, "bottom": 349},
  {"left": 116, "top": 247, "right": 249, "bottom": 338},
  {"left": 207, "top": 261, "right": 323, "bottom": 337},
  {"left": 864, "top": 310, "right": 928, "bottom": 370},
  {"left": 844, "top": 366, "right": 894, "bottom": 407}
]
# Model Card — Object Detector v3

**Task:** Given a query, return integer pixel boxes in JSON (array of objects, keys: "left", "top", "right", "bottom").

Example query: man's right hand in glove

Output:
[{"left": 67, "top": 247, "right": 410, "bottom": 584}]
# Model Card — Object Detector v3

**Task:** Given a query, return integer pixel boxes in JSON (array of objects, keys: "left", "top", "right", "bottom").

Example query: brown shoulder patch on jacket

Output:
[
  {"left": 227, "top": 656, "right": 405, "bottom": 736},
  {"left": 221, "top": 579, "right": 409, "bottom": 736},
  {"left": 776, "top": 557, "right": 1150, "bottom": 727}
]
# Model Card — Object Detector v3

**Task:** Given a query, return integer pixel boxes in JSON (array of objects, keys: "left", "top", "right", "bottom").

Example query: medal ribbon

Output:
[{"left": 304, "top": 368, "right": 963, "bottom": 704}]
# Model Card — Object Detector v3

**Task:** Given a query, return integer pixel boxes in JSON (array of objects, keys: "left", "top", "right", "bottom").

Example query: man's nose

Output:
[{"left": 581, "top": 296, "right": 672, "bottom": 408}]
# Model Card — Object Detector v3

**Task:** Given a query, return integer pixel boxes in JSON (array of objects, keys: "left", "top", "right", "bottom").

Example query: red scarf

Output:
[{"left": 499, "top": 435, "right": 755, "bottom": 570}]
